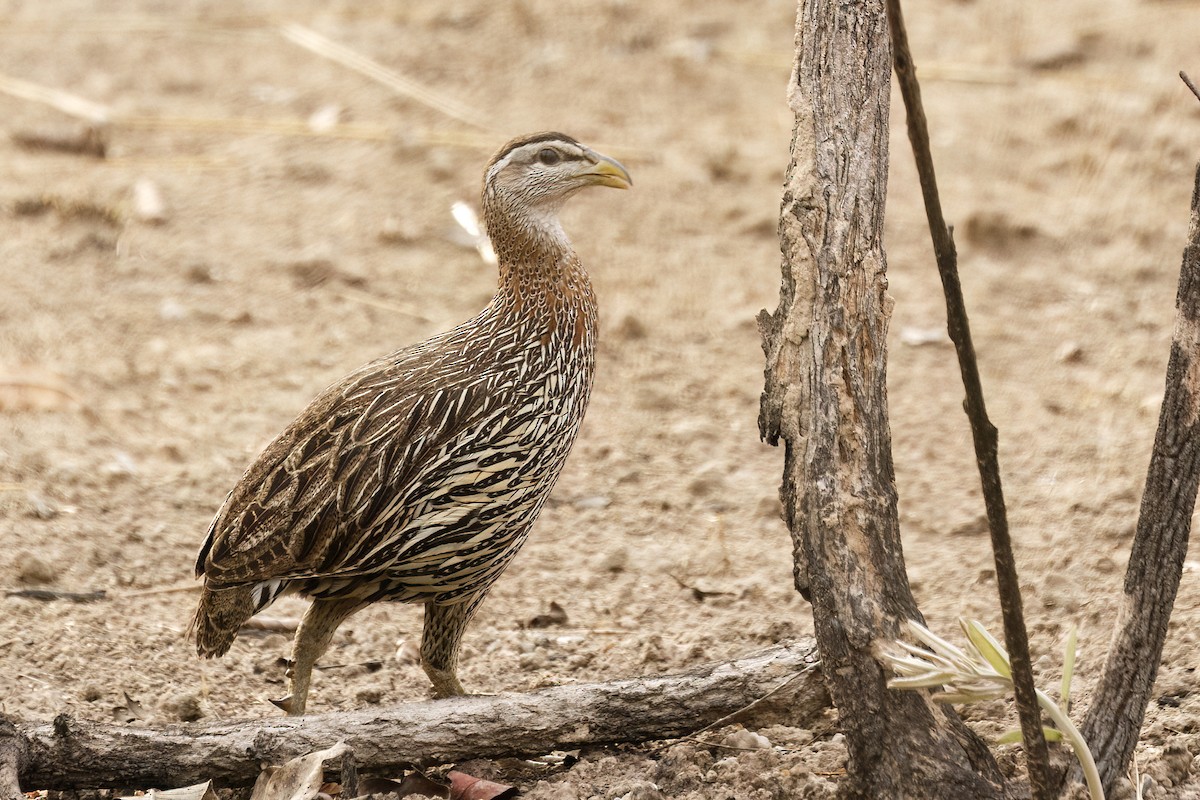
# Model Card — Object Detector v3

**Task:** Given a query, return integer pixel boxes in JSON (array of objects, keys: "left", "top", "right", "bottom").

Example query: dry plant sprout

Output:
[{"left": 882, "top": 621, "right": 1103, "bottom": 799}]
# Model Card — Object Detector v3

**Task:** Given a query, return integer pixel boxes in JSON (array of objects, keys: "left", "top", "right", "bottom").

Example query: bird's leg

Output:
[
  {"left": 272, "top": 596, "right": 365, "bottom": 715},
  {"left": 421, "top": 594, "right": 486, "bottom": 698}
]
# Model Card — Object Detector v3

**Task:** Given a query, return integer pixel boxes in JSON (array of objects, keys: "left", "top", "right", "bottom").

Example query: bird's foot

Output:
[
  {"left": 425, "top": 667, "right": 467, "bottom": 699},
  {"left": 269, "top": 694, "right": 303, "bottom": 716}
]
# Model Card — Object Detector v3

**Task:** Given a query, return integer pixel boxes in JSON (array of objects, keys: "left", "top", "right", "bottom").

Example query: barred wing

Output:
[{"left": 195, "top": 351, "right": 499, "bottom": 588}]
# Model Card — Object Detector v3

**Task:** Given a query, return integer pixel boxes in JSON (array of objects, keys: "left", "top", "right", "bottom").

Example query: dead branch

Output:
[
  {"left": 1071, "top": 163, "right": 1200, "bottom": 793},
  {"left": 15, "top": 640, "right": 825, "bottom": 790},
  {"left": 884, "top": 1, "right": 1052, "bottom": 797}
]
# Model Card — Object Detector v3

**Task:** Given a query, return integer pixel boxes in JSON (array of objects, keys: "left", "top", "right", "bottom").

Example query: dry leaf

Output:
[
  {"left": 250, "top": 741, "right": 348, "bottom": 800},
  {"left": 0, "top": 365, "right": 80, "bottom": 412},
  {"left": 527, "top": 601, "right": 568, "bottom": 629},
  {"left": 112, "top": 691, "right": 148, "bottom": 723},
  {"left": 448, "top": 771, "right": 518, "bottom": 800},
  {"left": 449, "top": 201, "right": 497, "bottom": 264},
  {"left": 395, "top": 637, "right": 421, "bottom": 665},
  {"left": 668, "top": 574, "right": 733, "bottom": 603}
]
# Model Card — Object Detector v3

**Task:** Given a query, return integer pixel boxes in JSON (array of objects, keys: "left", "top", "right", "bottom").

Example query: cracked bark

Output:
[{"left": 758, "top": 1, "right": 1009, "bottom": 796}]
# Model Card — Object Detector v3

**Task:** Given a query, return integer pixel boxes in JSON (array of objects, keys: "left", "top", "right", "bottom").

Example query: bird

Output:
[{"left": 190, "top": 132, "right": 631, "bottom": 715}]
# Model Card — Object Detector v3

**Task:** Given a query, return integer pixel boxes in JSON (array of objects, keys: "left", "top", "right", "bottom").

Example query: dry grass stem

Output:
[
  {"left": 0, "top": 72, "right": 110, "bottom": 123},
  {"left": 280, "top": 23, "right": 496, "bottom": 131}
]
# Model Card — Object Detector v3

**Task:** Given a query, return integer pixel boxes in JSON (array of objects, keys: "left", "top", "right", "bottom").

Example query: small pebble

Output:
[
  {"left": 132, "top": 178, "right": 167, "bottom": 224},
  {"left": 16, "top": 553, "right": 60, "bottom": 584},
  {"left": 163, "top": 691, "right": 204, "bottom": 722},
  {"left": 394, "top": 638, "right": 421, "bottom": 665},
  {"left": 722, "top": 728, "right": 772, "bottom": 750}
]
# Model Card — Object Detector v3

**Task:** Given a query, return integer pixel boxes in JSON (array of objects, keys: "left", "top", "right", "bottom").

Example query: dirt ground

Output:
[{"left": 2, "top": 0, "right": 1200, "bottom": 797}]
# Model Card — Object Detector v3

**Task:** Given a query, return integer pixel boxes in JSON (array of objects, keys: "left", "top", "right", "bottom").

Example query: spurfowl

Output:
[{"left": 191, "top": 132, "right": 630, "bottom": 714}]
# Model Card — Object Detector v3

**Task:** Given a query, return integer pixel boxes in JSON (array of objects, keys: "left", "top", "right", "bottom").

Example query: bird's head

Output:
[{"left": 484, "top": 132, "right": 631, "bottom": 208}]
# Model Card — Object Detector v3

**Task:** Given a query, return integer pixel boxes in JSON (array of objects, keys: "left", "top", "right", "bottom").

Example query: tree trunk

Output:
[
  {"left": 1068, "top": 163, "right": 1200, "bottom": 794},
  {"left": 758, "top": 2, "right": 1009, "bottom": 797},
  {"left": 13, "top": 641, "right": 825, "bottom": 790}
]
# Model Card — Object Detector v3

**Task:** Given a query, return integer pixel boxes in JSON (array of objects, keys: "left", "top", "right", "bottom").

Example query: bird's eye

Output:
[{"left": 537, "top": 148, "right": 561, "bottom": 166}]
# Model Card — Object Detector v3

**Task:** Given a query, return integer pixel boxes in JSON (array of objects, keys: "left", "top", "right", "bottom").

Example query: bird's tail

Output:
[{"left": 189, "top": 584, "right": 256, "bottom": 658}]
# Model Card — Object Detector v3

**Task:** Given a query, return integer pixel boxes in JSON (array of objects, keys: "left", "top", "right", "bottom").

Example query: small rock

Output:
[
  {"left": 132, "top": 178, "right": 167, "bottom": 224},
  {"left": 1055, "top": 341, "right": 1084, "bottom": 363},
  {"left": 101, "top": 451, "right": 139, "bottom": 481},
  {"left": 162, "top": 691, "right": 204, "bottom": 722},
  {"left": 608, "top": 780, "right": 664, "bottom": 800},
  {"left": 961, "top": 210, "right": 1040, "bottom": 252},
  {"left": 16, "top": 553, "right": 60, "bottom": 585},
  {"left": 900, "top": 327, "right": 946, "bottom": 347},
  {"left": 528, "top": 601, "right": 568, "bottom": 628},
  {"left": 572, "top": 495, "right": 611, "bottom": 510},
  {"left": 518, "top": 651, "right": 548, "bottom": 670},
  {"left": 612, "top": 313, "right": 648, "bottom": 340},
  {"left": 289, "top": 258, "right": 338, "bottom": 289},
  {"left": 756, "top": 494, "right": 782, "bottom": 520},
  {"left": 25, "top": 490, "right": 59, "bottom": 520},
  {"left": 1154, "top": 741, "right": 1193, "bottom": 785},
  {"left": 307, "top": 103, "right": 341, "bottom": 133},
  {"left": 640, "top": 634, "right": 672, "bottom": 664},
  {"left": 948, "top": 515, "right": 989, "bottom": 537},
  {"left": 185, "top": 263, "right": 216, "bottom": 284},
  {"left": 378, "top": 215, "right": 420, "bottom": 244},
  {"left": 1023, "top": 37, "right": 1087, "bottom": 71},
  {"left": 355, "top": 686, "right": 385, "bottom": 705},
  {"left": 722, "top": 728, "right": 772, "bottom": 750},
  {"left": 595, "top": 546, "right": 628, "bottom": 573},
  {"left": 159, "top": 298, "right": 187, "bottom": 321},
  {"left": 394, "top": 638, "right": 421, "bottom": 665},
  {"left": 687, "top": 471, "right": 725, "bottom": 498}
]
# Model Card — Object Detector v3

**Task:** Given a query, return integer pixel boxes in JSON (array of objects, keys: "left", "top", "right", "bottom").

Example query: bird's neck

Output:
[{"left": 483, "top": 192, "right": 594, "bottom": 315}]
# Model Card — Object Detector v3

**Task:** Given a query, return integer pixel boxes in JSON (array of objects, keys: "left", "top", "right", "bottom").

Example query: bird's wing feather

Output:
[{"left": 196, "top": 343, "right": 500, "bottom": 586}]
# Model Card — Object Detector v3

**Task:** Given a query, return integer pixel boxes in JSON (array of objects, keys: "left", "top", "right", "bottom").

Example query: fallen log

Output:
[{"left": 13, "top": 640, "right": 824, "bottom": 790}]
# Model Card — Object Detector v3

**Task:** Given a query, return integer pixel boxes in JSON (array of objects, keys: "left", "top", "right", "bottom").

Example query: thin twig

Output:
[
  {"left": 651, "top": 659, "right": 821, "bottom": 753},
  {"left": 4, "top": 589, "right": 106, "bottom": 603},
  {"left": 883, "top": 2, "right": 1054, "bottom": 798},
  {"left": 1182, "top": 71, "right": 1200, "bottom": 105}
]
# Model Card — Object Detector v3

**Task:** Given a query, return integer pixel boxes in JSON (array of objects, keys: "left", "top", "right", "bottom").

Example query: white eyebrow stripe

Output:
[
  {"left": 485, "top": 140, "right": 591, "bottom": 185},
  {"left": 486, "top": 149, "right": 519, "bottom": 184}
]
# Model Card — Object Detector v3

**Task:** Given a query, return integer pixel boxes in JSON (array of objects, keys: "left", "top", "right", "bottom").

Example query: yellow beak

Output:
[{"left": 580, "top": 152, "right": 632, "bottom": 189}]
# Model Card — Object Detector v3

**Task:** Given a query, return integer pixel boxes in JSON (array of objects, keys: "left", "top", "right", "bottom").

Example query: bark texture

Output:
[
  {"left": 14, "top": 641, "right": 825, "bottom": 790},
  {"left": 1072, "top": 164, "right": 1200, "bottom": 794},
  {"left": 758, "top": 1, "right": 1007, "bottom": 797},
  {"left": 0, "top": 716, "right": 26, "bottom": 800}
]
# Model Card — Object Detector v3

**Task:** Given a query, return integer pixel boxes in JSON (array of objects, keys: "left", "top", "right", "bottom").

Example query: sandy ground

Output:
[{"left": 2, "top": 1, "right": 1200, "bottom": 797}]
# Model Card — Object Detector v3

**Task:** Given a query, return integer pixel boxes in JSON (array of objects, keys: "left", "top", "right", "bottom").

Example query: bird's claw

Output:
[{"left": 270, "top": 694, "right": 300, "bottom": 715}]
